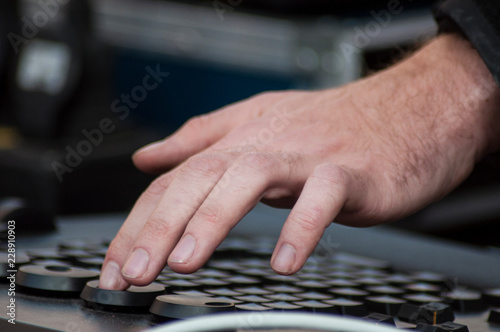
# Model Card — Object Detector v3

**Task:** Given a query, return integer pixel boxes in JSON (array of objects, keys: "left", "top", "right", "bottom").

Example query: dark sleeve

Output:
[{"left": 433, "top": 0, "right": 500, "bottom": 87}]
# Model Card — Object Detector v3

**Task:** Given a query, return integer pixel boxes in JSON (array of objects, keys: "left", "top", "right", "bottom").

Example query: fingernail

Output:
[
  {"left": 169, "top": 234, "right": 196, "bottom": 264},
  {"left": 122, "top": 248, "right": 149, "bottom": 279},
  {"left": 133, "top": 141, "right": 164, "bottom": 157},
  {"left": 273, "top": 243, "right": 296, "bottom": 274},
  {"left": 99, "top": 261, "right": 121, "bottom": 290}
]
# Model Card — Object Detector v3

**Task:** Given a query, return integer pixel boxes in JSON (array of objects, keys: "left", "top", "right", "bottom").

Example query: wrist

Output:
[
  {"left": 433, "top": 0, "right": 500, "bottom": 87},
  {"left": 407, "top": 33, "right": 500, "bottom": 159}
]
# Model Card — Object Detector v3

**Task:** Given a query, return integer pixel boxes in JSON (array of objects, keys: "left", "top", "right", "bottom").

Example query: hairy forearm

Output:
[
  {"left": 407, "top": 33, "right": 500, "bottom": 160},
  {"left": 338, "top": 32, "right": 500, "bottom": 209}
]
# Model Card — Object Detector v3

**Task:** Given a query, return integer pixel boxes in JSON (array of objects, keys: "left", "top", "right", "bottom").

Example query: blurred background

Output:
[{"left": 0, "top": 0, "right": 499, "bottom": 246}]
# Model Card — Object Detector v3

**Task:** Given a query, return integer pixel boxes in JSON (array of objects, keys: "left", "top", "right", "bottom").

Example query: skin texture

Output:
[{"left": 99, "top": 33, "right": 500, "bottom": 290}]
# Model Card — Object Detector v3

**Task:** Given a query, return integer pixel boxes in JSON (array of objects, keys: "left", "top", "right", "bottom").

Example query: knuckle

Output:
[
  {"left": 180, "top": 154, "right": 226, "bottom": 180},
  {"left": 112, "top": 231, "right": 135, "bottom": 246},
  {"left": 196, "top": 205, "right": 224, "bottom": 225},
  {"left": 315, "top": 163, "right": 347, "bottom": 182},
  {"left": 312, "top": 163, "right": 350, "bottom": 191},
  {"left": 237, "top": 152, "right": 275, "bottom": 173},
  {"left": 289, "top": 208, "right": 324, "bottom": 232},
  {"left": 108, "top": 231, "right": 135, "bottom": 257},
  {"left": 184, "top": 114, "right": 211, "bottom": 131},
  {"left": 147, "top": 174, "right": 172, "bottom": 196},
  {"left": 143, "top": 215, "right": 173, "bottom": 238}
]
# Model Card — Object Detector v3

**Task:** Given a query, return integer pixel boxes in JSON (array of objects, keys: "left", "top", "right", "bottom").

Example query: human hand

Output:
[{"left": 100, "top": 33, "right": 500, "bottom": 290}]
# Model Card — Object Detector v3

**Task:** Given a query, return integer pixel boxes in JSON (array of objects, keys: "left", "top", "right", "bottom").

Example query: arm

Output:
[{"left": 100, "top": 33, "right": 500, "bottom": 290}]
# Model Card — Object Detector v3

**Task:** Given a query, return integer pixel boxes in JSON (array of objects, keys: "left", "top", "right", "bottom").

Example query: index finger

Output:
[{"left": 99, "top": 153, "right": 229, "bottom": 289}]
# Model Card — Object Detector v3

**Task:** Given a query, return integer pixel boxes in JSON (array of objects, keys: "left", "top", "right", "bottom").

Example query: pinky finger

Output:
[{"left": 270, "top": 163, "right": 359, "bottom": 275}]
